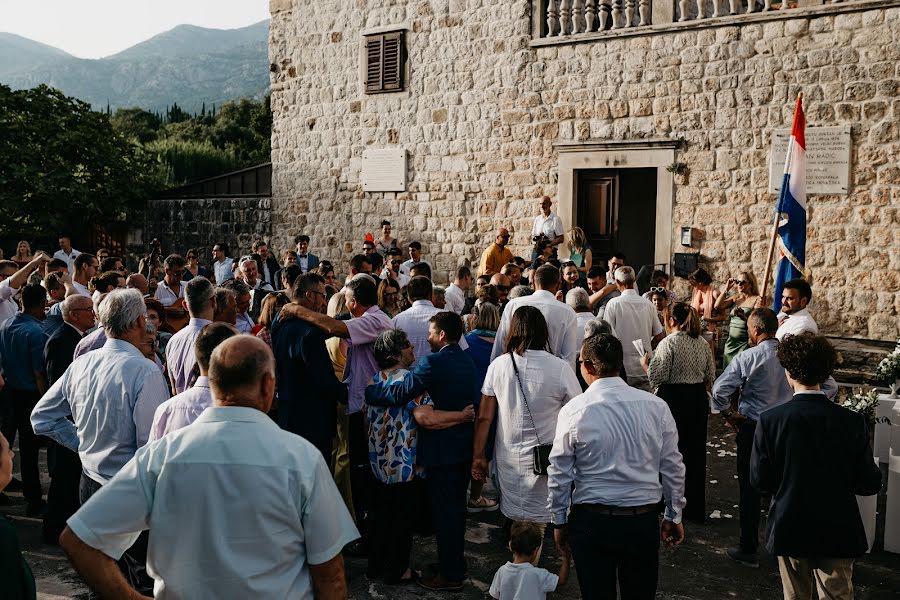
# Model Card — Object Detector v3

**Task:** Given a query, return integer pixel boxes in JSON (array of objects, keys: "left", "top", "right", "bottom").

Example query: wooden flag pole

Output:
[{"left": 760, "top": 92, "right": 803, "bottom": 305}]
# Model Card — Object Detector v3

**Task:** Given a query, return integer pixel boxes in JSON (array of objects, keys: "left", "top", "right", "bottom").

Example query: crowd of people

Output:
[{"left": 0, "top": 202, "right": 883, "bottom": 600}]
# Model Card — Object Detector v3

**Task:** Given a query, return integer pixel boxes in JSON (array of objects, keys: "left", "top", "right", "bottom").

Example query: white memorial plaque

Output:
[
  {"left": 362, "top": 148, "right": 406, "bottom": 192},
  {"left": 768, "top": 125, "right": 851, "bottom": 195}
]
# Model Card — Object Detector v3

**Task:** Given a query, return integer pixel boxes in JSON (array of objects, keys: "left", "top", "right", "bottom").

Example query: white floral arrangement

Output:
[
  {"left": 878, "top": 352, "right": 900, "bottom": 382},
  {"left": 841, "top": 388, "right": 889, "bottom": 425}
]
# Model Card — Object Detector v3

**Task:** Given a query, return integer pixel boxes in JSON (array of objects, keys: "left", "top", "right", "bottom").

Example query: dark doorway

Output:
[{"left": 576, "top": 168, "right": 657, "bottom": 273}]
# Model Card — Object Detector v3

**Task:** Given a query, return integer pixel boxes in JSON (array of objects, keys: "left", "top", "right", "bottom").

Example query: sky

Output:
[{"left": 1, "top": 0, "right": 270, "bottom": 59}]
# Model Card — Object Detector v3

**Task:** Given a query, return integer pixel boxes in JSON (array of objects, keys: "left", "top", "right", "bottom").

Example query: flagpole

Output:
[{"left": 760, "top": 92, "right": 802, "bottom": 305}]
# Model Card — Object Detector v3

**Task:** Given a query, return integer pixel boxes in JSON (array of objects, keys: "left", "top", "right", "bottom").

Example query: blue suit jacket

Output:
[{"left": 365, "top": 343, "right": 477, "bottom": 467}]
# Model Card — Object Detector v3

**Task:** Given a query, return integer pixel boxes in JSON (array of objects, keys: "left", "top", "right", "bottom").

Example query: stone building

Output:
[{"left": 268, "top": 0, "right": 900, "bottom": 341}]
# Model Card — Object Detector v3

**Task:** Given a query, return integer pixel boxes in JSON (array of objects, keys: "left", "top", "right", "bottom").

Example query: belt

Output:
[{"left": 575, "top": 502, "right": 659, "bottom": 516}]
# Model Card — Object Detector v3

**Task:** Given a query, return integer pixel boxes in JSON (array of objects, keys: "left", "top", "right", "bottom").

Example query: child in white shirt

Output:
[{"left": 490, "top": 521, "right": 569, "bottom": 600}]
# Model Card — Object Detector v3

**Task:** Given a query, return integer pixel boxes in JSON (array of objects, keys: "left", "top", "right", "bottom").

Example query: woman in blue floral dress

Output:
[{"left": 366, "top": 329, "right": 474, "bottom": 585}]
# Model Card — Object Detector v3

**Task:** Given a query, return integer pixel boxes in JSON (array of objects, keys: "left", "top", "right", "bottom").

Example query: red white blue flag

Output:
[{"left": 772, "top": 96, "right": 806, "bottom": 310}]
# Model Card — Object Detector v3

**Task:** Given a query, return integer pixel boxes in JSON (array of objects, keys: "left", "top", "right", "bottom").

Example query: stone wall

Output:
[
  {"left": 269, "top": 0, "right": 900, "bottom": 340},
  {"left": 144, "top": 196, "right": 272, "bottom": 260}
]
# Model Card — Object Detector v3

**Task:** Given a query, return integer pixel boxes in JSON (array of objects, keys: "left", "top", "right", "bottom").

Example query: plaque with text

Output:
[
  {"left": 362, "top": 148, "right": 406, "bottom": 192},
  {"left": 768, "top": 126, "right": 851, "bottom": 195}
]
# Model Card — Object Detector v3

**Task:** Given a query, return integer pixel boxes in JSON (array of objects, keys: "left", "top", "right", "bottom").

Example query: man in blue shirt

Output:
[
  {"left": 0, "top": 284, "right": 49, "bottom": 516},
  {"left": 271, "top": 272, "right": 347, "bottom": 461},
  {"left": 712, "top": 307, "right": 836, "bottom": 567}
]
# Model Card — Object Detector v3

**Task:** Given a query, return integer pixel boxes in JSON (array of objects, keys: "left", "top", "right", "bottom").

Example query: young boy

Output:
[{"left": 490, "top": 521, "right": 569, "bottom": 600}]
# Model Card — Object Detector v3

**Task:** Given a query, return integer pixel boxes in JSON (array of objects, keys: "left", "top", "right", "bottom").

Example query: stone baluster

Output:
[
  {"left": 763, "top": 0, "right": 772, "bottom": 10},
  {"left": 573, "top": 0, "right": 585, "bottom": 33},
  {"left": 678, "top": 0, "right": 691, "bottom": 19},
  {"left": 780, "top": 0, "right": 789, "bottom": 9},
  {"left": 547, "top": 0, "right": 560, "bottom": 35},
  {"left": 639, "top": 0, "right": 651, "bottom": 24},
  {"left": 746, "top": 0, "right": 755, "bottom": 13},
  {"left": 711, "top": 0, "right": 721, "bottom": 17},
  {"left": 625, "top": 0, "right": 635, "bottom": 26},
  {"left": 586, "top": 0, "right": 598, "bottom": 31},
  {"left": 730, "top": 0, "right": 741, "bottom": 12},
  {"left": 560, "top": 0, "right": 572, "bottom": 34},
  {"left": 600, "top": 0, "right": 612, "bottom": 29},
  {"left": 696, "top": 0, "right": 707, "bottom": 18},
  {"left": 611, "top": 0, "right": 623, "bottom": 28}
]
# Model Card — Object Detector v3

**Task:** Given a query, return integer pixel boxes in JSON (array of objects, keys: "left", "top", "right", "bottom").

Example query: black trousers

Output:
[
  {"left": 80, "top": 473, "right": 154, "bottom": 597},
  {"left": 1, "top": 389, "right": 43, "bottom": 505},
  {"left": 348, "top": 411, "right": 373, "bottom": 544},
  {"left": 736, "top": 420, "right": 761, "bottom": 552},
  {"left": 43, "top": 441, "right": 82, "bottom": 541},
  {"left": 658, "top": 383, "right": 708, "bottom": 523},
  {"left": 569, "top": 507, "right": 660, "bottom": 600},
  {"left": 368, "top": 479, "right": 419, "bottom": 582},
  {"left": 426, "top": 461, "right": 470, "bottom": 582}
]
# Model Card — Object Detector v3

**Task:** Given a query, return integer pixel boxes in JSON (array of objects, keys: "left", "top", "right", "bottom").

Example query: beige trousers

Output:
[{"left": 777, "top": 556, "right": 855, "bottom": 600}]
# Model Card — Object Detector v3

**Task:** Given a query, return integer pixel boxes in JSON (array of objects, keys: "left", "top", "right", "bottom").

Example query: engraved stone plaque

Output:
[
  {"left": 362, "top": 148, "right": 406, "bottom": 192},
  {"left": 768, "top": 125, "right": 851, "bottom": 195}
]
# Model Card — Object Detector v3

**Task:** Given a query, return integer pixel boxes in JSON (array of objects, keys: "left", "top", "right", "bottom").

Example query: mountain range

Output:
[{"left": 0, "top": 20, "right": 269, "bottom": 114}]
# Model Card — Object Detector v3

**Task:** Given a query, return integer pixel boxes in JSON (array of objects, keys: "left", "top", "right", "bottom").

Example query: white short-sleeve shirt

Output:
[
  {"left": 775, "top": 308, "right": 818, "bottom": 341},
  {"left": 490, "top": 562, "right": 558, "bottom": 600}
]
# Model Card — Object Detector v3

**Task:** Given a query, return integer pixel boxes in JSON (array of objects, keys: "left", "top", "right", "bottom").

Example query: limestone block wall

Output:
[{"left": 269, "top": 0, "right": 900, "bottom": 340}]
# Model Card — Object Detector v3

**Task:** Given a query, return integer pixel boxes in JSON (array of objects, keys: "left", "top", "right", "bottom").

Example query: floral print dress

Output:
[{"left": 366, "top": 368, "right": 433, "bottom": 484}]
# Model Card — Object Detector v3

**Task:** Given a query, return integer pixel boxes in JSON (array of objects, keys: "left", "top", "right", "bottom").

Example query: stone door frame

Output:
[{"left": 554, "top": 139, "right": 682, "bottom": 267}]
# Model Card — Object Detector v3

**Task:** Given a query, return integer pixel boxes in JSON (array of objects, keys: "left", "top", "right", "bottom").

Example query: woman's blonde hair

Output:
[
  {"left": 567, "top": 227, "right": 586, "bottom": 251},
  {"left": 739, "top": 271, "right": 760, "bottom": 296},
  {"left": 327, "top": 291, "right": 347, "bottom": 318},
  {"left": 15, "top": 241, "right": 31, "bottom": 259}
]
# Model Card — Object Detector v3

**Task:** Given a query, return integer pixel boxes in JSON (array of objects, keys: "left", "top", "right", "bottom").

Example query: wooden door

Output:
[{"left": 577, "top": 171, "right": 619, "bottom": 259}]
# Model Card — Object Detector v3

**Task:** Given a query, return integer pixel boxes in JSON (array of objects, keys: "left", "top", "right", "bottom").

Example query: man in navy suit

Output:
[
  {"left": 295, "top": 235, "right": 320, "bottom": 274},
  {"left": 365, "top": 311, "right": 478, "bottom": 592},
  {"left": 751, "top": 333, "right": 881, "bottom": 599}
]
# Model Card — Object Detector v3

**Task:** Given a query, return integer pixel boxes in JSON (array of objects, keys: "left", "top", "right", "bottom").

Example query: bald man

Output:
[
  {"left": 479, "top": 227, "right": 515, "bottom": 277},
  {"left": 60, "top": 336, "right": 359, "bottom": 599}
]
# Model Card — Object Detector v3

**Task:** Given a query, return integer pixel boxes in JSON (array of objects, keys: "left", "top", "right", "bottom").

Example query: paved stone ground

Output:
[{"left": 4, "top": 419, "right": 899, "bottom": 599}]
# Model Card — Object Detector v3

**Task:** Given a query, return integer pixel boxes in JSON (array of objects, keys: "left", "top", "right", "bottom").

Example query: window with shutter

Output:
[{"left": 364, "top": 31, "right": 405, "bottom": 94}]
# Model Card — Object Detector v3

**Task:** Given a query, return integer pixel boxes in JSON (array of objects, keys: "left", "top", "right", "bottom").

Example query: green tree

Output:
[
  {"left": 110, "top": 107, "right": 163, "bottom": 143},
  {"left": 0, "top": 84, "right": 164, "bottom": 239},
  {"left": 145, "top": 138, "right": 239, "bottom": 186}
]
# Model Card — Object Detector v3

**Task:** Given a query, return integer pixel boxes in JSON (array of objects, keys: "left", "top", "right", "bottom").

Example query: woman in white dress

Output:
[{"left": 472, "top": 305, "right": 582, "bottom": 524}]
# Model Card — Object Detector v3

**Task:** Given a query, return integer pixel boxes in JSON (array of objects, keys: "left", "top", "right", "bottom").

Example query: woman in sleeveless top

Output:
[
  {"left": 376, "top": 219, "right": 398, "bottom": 257},
  {"left": 715, "top": 271, "right": 761, "bottom": 367},
  {"left": 565, "top": 227, "right": 592, "bottom": 287},
  {"left": 688, "top": 267, "right": 724, "bottom": 354}
]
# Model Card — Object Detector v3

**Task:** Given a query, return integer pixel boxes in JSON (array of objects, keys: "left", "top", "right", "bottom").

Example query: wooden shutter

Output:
[{"left": 364, "top": 31, "right": 404, "bottom": 93}]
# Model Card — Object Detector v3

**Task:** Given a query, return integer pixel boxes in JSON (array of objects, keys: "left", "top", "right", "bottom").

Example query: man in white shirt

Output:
[
  {"left": 71, "top": 253, "right": 98, "bottom": 298},
  {"left": 53, "top": 235, "right": 81, "bottom": 274},
  {"left": 59, "top": 335, "right": 358, "bottom": 599},
  {"left": 775, "top": 278, "right": 818, "bottom": 341},
  {"left": 151, "top": 322, "right": 238, "bottom": 440},
  {"left": 165, "top": 277, "right": 217, "bottom": 395},
  {"left": 392, "top": 276, "right": 467, "bottom": 360},
  {"left": 531, "top": 196, "right": 564, "bottom": 260},
  {"left": 239, "top": 256, "right": 274, "bottom": 322},
  {"left": 380, "top": 248, "right": 409, "bottom": 287},
  {"left": 602, "top": 266, "right": 665, "bottom": 390},
  {"left": 154, "top": 254, "right": 186, "bottom": 308},
  {"left": 444, "top": 266, "right": 471, "bottom": 315},
  {"left": 401, "top": 241, "right": 433, "bottom": 278},
  {"left": 0, "top": 254, "right": 51, "bottom": 325},
  {"left": 211, "top": 243, "right": 234, "bottom": 284},
  {"left": 548, "top": 333, "right": 686, "bottom": 600},
  {"left": 491, "top": 264, "right": 579, "bottom": 371}
]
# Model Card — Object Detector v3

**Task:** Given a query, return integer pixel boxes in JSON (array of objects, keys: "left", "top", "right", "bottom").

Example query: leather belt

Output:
[{"left": 575, "top": 502, "right": 659, "bottom": 516}]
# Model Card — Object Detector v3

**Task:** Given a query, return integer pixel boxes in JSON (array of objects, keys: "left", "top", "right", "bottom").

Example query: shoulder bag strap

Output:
[{"left": 509, "top": 351, "right": 543, "bottom": 446}]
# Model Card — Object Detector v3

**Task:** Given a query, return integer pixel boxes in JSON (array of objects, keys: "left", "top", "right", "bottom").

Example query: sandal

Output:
[{"left": 467, "top": 496, "right": 499, "bottom": 513}]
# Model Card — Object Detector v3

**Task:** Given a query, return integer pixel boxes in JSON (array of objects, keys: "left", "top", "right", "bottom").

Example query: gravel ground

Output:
[{"left": 4, "top": 419, "right": 899, "bottom": 599}]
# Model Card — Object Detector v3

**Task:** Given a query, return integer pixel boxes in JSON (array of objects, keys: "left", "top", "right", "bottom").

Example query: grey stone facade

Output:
[{"left": 268, "top": 0, "right": 900, "bottom": 340}]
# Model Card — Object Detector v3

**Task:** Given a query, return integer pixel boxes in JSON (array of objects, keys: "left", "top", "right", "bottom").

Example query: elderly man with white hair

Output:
[
  {"left": 31, "top": 288, "right": 169, "bottom": 594},
  {"left": 566, "top": 288, "right": 595, "bottom": 352},
  {"left": 602, "top": 266, "right": 665, "bottom": 390}
]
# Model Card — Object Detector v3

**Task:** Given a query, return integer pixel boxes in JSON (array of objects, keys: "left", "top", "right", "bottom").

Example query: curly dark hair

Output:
[{"left": 776, "top": 333, "right": 836, "bottom": 386}]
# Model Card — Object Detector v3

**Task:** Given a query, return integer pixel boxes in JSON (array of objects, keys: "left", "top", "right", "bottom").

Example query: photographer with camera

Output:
[{"left": 531, "top": 196, "right": 564, "bottom": 264}]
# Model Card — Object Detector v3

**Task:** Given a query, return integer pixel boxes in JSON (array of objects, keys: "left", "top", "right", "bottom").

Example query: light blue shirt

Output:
[
  {"left": 67, "top": 406, "right": 360, "bottom": 599},
  {"left": 213, "top": 258, "right": 234, "bottom": 284},
  {"left": 165, "top": 318, "right": 211, "bottom": 394},
  {"left": 31, "top": 338, "right": 170, "bottom": 484},
  {"left": 711, "top": 338, "right": 838, "bottom": 421}
]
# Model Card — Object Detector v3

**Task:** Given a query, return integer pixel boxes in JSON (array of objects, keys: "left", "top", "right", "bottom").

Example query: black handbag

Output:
[{"left": 509, "top": 351, "right": 553, "bottom": 476}]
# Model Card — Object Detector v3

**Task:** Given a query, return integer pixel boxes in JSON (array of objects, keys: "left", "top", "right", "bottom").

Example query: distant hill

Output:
[{"left": 0, "top": 20, "right": 269, "bottom": 114}]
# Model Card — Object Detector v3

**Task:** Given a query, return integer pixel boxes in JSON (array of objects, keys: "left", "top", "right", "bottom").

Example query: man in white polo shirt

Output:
[
  {"left": 531, "top": 196, "right": 564, "bottom": 262},
  {"left": 775, "top": 278, "right": 818, "bottom": 341},
  {"left": 53, "top": 235, "right": 81, "bottom": 274}
]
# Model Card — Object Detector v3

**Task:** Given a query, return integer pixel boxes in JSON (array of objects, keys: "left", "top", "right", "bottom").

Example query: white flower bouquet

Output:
[{"left": 841, "top": 388, "right": 889, "bottom": 425}]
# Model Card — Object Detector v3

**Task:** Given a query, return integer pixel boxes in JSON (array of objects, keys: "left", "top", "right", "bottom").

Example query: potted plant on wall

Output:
[{"left": 876, "top": 338, "right": 900, "bottom": 399}]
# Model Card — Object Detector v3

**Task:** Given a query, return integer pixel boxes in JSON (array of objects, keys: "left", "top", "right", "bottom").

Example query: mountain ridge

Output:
[{"left": 0, "top": 20, "right": 270, "bottom": 114}]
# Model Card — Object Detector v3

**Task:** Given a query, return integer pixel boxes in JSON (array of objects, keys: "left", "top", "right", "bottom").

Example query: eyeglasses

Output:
[
  {"left": 72, "top": 308, "right": 95, "bottom": 314},
  {"left": 649, "top": 287, "right": 667, "bottom": 294},
  {"left": 496, "top": 285, "right": 510, "bottom": 291},
  {"left": 390, "top": 260, "right": 401, "bottom": 265},
  {"left": 736, "top": 280, "right": 747, "bottom": 285},
  {"left": 499, "top": 235, "right": 510, "bottom": 240},
  {"left": 308, "top": 290, "right": 327, "bottom": 299}
]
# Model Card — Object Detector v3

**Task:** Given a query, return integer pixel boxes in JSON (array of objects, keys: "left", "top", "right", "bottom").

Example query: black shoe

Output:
[
  {"left": 726, "top": 545, "right": 759, "bottom": 568},
  {"left": 25, "top": 501, "right": 46, "bottom": 518},
  {"left": 5, "top": 477, "right": 23, "bottom": 492}
]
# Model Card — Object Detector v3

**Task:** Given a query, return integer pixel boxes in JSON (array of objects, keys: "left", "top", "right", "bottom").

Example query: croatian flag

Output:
[{"left": 772, "top": 96, "right": 806, "bottom": 311}]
